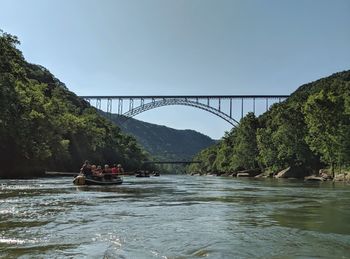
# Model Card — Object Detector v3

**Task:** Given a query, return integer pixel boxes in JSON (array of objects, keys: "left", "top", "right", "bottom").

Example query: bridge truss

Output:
[{"left": 79, "top": 95, "right": 289, "bottom": 126}]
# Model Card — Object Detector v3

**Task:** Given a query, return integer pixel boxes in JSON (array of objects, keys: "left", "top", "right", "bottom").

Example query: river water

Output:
[{"left": 1, "top": 175, "right": 350, "bottom": 258}]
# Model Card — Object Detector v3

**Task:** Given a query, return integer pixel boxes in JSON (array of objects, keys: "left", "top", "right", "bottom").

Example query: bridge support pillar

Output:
[
  {"left": 96, "top": 98, "right": 101, "bottom": 110},
  {"left": 118, "top": 98, "right": 123, "bottom": 114},
  {"left": 253, "top": 98, "right": 256, "bottom": 114},
  {"left": 107, "top": 98, "right": 112, "bottom": 114}
]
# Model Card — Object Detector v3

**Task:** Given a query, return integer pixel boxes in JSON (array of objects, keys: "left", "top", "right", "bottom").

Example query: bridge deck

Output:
[{"left": 80, "top": 95, "right": 289, "bottom": 99}]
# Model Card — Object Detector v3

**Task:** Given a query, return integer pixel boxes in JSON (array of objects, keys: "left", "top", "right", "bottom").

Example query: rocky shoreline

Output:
[{"left": 190, "top": 167, "right": 350, "bottom": 182}]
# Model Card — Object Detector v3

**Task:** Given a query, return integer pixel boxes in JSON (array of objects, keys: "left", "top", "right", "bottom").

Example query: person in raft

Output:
[
  {"left": 117, "top": 164, "right": 124, "bottom": 174},
  {"left": 103, "top": 164, "right": 112, "bottom": 180},
  {"left": 80, "top": 160, "right": 92, "bottom": 178},
  {"left": 111, "top": 164, "right": 124, "bottom": 176}
]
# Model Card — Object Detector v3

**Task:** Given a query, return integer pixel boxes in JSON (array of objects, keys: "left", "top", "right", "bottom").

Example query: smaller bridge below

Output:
[{"left": 142, "top": 161, "right": 202, "bottom": 165}]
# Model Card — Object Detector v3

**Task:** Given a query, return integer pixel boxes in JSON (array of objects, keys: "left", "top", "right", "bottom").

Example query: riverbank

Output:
[{"left": 190, "top": 167, "right": 350, "bottom": 182}]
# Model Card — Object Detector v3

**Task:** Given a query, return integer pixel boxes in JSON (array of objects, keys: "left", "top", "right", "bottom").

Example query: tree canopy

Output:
[
  {"left": 0, "top": 31, "right": 152, "bottom": 177},
  {"left": 188, "top": 70, "right": 350, "bottom": 175}
]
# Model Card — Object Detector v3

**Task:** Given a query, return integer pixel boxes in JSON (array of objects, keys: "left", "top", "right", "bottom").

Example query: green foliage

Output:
[
  {"left": 188, "top": 144, "right": 219, "bottom": 173},
  {"left": 0, "top": 31, "right": 151, "bottom": 176},
  {"left": 189, "top": 113, "right": 259, "bottom": 173},
  {"left": 188, "top": 70, "right": 350, "bottom": 175},
  {"left": 304, "top": 85, "right": 350, "bottom": 169},
  {"left": 257, "top": 103, "right": 317, "bottom": 171},
  {"left": 230, "top": 113, "right": 259, "bottom": 170}
]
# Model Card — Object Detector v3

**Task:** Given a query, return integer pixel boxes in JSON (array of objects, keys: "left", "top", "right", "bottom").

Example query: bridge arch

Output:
[
  {"left": 80, "top": 95, "right": 289, "bottom": 126},
  {"left": 123, "top": 98, "right": 239, "bottom": 126}
]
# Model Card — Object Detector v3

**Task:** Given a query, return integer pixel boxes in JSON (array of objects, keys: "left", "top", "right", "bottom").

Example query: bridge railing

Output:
[{"left": 79, "top": 95, "right": 289, "bottom": 126}]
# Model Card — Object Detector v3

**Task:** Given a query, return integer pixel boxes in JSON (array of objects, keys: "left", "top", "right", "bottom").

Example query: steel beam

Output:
[
  {"left": 80, "top": 94, "right": 289, "bottom": 127},
  {"left": 80, "top": 95, "right": 289, "bottom": 99}
]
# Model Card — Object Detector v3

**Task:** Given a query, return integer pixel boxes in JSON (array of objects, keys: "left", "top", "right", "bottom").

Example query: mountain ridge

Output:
[{"left": 104, "top": 113, "right": 217, "bottom": 162}]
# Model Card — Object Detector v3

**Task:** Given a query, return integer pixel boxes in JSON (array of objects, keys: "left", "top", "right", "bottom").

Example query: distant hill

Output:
[{"left": 105, "top": 114, "right": 216, "bottom": 161}]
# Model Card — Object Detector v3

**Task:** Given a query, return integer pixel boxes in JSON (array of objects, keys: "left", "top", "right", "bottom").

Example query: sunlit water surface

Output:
[{"left": 1, "top": 175, "right": 350, "bottom": 258}]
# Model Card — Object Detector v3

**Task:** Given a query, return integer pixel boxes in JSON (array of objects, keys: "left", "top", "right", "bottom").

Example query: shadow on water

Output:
[
  {"left": 0, "top": 244, "right": 78, "bottom": 259},
  {"left": 73, "top": 178, "right": 185, "bottom": 198},
  {"left": 272, "top": 198, "right": 350, "bottom": 235}
]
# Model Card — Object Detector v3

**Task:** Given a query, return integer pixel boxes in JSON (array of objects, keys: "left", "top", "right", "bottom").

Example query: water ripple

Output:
[{"left": 0, "top": 176, "right": 349, "bottom": 258}]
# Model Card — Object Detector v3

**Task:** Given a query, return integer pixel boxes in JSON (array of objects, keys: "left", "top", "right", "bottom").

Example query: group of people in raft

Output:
[{"left": 80, "top": 160, "right": 124, "bottom": 180}]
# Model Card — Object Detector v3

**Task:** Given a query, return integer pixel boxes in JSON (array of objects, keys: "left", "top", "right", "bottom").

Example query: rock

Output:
[
  {"left": 275, "top": 166, "right": 310, "bottom": 179},
  {"left": 237, "top": 173, "right": 250, "bottom": 177},
  {"left": 304, "top": 176, "right": 324, "bottom": 181},
  {"left": 275, "top": 167, "right": 289, "bottom": 178},
  {"left": 236, "top": 168, "right": 261, "bottom": 177},
  {"left": 319, "top": 169, "right": 333, "bottom": 179},
  {"left": 255, "top": 172, "right": 274, "bottom": 178},
  {"left": 334, "top": 173, "right": 350, "bottom": 182},
  {"left": 221, "top": 172, "right": 235, "bottom": 177},
  {"left": 319, "top": 168, "right": 331, "bottom": 175},
  {"left": 320, "top": 173, "right": 332, "bottom": 180}
]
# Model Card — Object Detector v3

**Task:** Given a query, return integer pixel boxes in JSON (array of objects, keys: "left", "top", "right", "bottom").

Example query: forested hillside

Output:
[
  {"left": 108, "top": 114, "right": 216, "bottom": 162},
  {"left": 188, "top": 71, "right": 350, "bottom": 176},
  {"left": 0, "top": 31, "right": 152, "bottom": 177}
]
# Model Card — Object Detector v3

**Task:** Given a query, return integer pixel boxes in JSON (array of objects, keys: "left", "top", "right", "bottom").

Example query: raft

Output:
[
  {"left": 73, "top": 175, "right": 123, "bottom": 186},
  {"left": 135, "top": 172, "right": 150, "bottom": 177}
]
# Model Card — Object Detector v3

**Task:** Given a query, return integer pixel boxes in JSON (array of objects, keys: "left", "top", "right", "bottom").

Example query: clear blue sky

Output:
[{"left": 1, "top": 0, "right": 349, "bottom": 139}]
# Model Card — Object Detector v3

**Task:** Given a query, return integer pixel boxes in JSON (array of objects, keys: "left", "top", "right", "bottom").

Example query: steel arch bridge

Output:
[{"left": 79, "top": 95, "right": 289, "bottom": 126}]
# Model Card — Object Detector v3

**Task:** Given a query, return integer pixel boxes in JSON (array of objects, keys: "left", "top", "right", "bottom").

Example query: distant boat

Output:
[
  {"left": 153, "top": 172, "right": 160, "bottom": 177},
  {"left": 73, "top": 175, "right": 123, "bottom": 185},
  {"left": 135, "top": 171, "right": 150, "bottom": 177}
]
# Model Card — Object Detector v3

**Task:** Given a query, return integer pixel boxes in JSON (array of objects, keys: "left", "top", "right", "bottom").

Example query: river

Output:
[{"left": 1, "top": 175, "right": 350, "bottom": 258}]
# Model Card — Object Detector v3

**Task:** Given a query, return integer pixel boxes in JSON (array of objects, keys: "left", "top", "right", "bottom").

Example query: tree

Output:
[
  {"left": 304, "top": 87, "right": 350, "bottom": 174},
  {"left": 0, "top": 30, "right": 152, "bottom": 176},
  {"left": 257, "top": 103, "right": 317, "bottom": 172},
  {"left": 230, "top": 112, "right": 259, "bottom": 170}
]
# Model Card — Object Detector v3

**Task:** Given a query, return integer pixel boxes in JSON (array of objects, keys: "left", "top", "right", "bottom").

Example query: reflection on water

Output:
[{"left": 0, "top": 176, "right": 350, "bottom": 258}]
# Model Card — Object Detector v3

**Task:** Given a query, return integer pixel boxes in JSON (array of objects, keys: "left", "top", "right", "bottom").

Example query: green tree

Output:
[
  {"left": 0, "top": 30, "right": 152, "bottom": 176},
  {"left": 257, "top": 103, "right": 317, "bottom": 172},
  {"left": 304, "top": 88, "right": 350, "bottom": 174},
  {"left": 230, "top": 112, "right": 259, "bottom": 170}
]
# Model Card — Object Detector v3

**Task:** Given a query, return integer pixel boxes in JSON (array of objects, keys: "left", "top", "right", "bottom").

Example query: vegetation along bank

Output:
[
  {"left": 188, "top": 70, "right": 350, "bottom": 181},
  {"left": 0, "top": 31, "right": 155, "bottom": 177}
]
